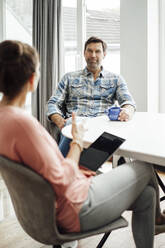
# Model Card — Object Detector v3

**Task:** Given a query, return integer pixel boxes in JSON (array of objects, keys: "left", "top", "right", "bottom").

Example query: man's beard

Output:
[{"left": 87, "top": 60, "right": 100, "bottom": 70}]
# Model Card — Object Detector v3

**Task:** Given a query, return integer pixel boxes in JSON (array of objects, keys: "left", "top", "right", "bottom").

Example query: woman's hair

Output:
[
  {"left": 84, "top": 36, "right": 107, "bottom": 53},
  {"left": 0, "top": 40, "right": 38, "bottom": 99}
]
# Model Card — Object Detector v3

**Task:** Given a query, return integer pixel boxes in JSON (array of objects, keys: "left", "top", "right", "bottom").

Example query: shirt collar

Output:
[{"left": 83, "top": 66, "right": 105, "bottom": 78}]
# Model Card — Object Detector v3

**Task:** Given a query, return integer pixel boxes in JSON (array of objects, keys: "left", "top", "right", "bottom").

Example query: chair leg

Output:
[
  {"left": 96, "top": 231, "right": 111, "bottom": 248},
  {"left": 155, "top": 171, "right": 165, "bottom": 202}
]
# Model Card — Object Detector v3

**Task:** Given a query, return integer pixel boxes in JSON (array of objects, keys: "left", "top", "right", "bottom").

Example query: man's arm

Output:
[
  {"left": 49, "top": 113, "right": 66, "bottom": 130},
  {"left": 47, "top": 74, "right": 69, "bottom": 128},
  {"left": 116, "top": 75, "right": 136, "bottom": 121},
  {"left": 118, "top": 104, "right": 135, "bottom": 121}
]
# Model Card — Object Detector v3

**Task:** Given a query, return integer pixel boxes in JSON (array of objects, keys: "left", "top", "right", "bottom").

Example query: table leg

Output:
[
  {"left": 112, "top": 155, "right": 132, "bottom": 168},
  {"left": 155, "top": 171, "right": 165, "bottom": 202}
]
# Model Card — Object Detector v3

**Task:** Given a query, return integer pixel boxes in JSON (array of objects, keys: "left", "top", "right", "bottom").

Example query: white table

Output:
[{"left": 62, "top": 112, "right": 165, "bottom": 167}]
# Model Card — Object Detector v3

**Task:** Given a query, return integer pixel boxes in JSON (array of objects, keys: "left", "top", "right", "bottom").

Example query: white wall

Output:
[
  {"left": 120, "top": 0, "right": 159, "bottom": 112},
  {"left": 147, "top": 0, "right": 159, "bottom": 112},
  {"left": 159, "top": 0, "right": 165, "bottom": 113}
]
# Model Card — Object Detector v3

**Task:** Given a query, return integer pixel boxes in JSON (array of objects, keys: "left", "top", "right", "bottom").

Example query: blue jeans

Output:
[
  {"left": 59, "top": 135, "right": 72, "bottom": 157},
  {"left": 59, "top": 118, "right": 72, "bottom": 157}
]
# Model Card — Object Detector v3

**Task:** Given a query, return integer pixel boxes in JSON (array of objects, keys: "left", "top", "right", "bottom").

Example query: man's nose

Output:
[{"left": 91, "top": 51, "right": 96, "bottom": 57}]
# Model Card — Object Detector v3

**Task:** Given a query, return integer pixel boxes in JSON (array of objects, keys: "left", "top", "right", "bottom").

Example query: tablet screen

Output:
[{"left": 79, "top": 132, "right": 125, "bottom": 171}]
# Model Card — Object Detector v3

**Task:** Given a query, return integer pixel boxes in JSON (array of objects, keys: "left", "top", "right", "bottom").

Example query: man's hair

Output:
[{"left": 84, "top": 36, "right": 107, "bottom": 53}]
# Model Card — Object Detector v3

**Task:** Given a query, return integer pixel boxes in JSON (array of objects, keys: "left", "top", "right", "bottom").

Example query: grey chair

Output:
[
  {"left": 0, "top": 155, "right": 128, "bottom": 248},
  {"left": 47, "top": 102, "right": 67, "bottom": 144},
  {"left": 47, "top": 120, "right": 61, "bottom": 143}
]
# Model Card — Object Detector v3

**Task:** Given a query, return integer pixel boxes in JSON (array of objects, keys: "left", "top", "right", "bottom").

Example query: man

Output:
[
  {"left": 47, "top": 36, "right": 136, "bottom": 156},
  {"left": 46, "top": 38, "right": 165, "bottom": 245}
]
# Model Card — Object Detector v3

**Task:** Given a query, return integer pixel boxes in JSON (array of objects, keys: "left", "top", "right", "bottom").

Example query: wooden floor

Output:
[{"left": 1, "top": 171, "right": 165, "bottom": 248}]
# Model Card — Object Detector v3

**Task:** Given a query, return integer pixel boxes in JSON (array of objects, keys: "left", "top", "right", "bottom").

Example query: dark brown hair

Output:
[
  {"left": 0, "top": 40, "right": 38, "bottom": 99},
  {"left": 84, "top": 36, "right": 107, "bottom": 53}
]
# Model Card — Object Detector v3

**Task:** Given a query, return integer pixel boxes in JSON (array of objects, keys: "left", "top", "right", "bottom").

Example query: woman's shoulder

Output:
[
  {"left": 0, "top": 106, "right": 40, "bottom": 131},
  {"left": 0, "top": 106, "right": 53, "bottom": 145},
  {"left": 8, "top": 106, "right": 36, "bottom": 122}
]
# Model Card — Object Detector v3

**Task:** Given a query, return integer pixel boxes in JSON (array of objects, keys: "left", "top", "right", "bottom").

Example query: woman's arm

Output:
[
  {"left": 66, "top": 113, "right": 84, "bottom": 164},
  {"left": 66, "top": 113, "right": 96, "bottom": 176}
]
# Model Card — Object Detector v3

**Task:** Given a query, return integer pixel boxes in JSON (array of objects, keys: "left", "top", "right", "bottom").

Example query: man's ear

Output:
[{"left": 103, "top": 52, "right": 106, "bottom": 58}]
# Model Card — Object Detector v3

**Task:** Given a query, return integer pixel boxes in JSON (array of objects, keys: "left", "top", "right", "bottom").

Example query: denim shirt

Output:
[{"left": 47, "top": 67, "right": 136, "bottom": 119}]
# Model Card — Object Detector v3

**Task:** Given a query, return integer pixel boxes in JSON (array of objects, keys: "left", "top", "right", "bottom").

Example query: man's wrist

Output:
[
  {"left": 50, "top": 113, "right": 61, "bottom": 121},
  {"left": 123, "top": 105, "right": 135, "bottom": 116}
]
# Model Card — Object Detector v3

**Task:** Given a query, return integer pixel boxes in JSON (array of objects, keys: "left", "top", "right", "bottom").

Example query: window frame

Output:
[
  {"left": 76, "top": 0, "right": 86, "bottom": 69},
  {"left": 0, "top": 0, "right": 32, "bottom": 112},
  {"left": 0, "top": 0, "right": 6, "bottom": 42}
]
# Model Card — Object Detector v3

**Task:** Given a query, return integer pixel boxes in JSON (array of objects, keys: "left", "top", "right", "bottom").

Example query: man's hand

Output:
[
  {"left": 118, "top": 105, "right": 135, "bottom": 122},
  {"left": 50, "top": 114, "right": 66, "bottom": 130}
]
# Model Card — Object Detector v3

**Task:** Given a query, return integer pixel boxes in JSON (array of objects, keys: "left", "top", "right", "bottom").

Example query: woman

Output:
[{"left": 0, "top": 40, "right": 164, "bottom": 248}]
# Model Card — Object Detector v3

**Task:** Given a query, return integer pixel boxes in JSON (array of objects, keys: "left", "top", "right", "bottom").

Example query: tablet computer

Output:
[{"left": 79, "top": 132, "right": 125, "bottom": 171}]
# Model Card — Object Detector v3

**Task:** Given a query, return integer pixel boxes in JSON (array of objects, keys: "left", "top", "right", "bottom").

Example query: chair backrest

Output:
[
  {"left": 0, "top": 155, "right": 60, "bottom": 245},
  {"left": 0, "top": 155, "right": 128, "bottom": 247}
]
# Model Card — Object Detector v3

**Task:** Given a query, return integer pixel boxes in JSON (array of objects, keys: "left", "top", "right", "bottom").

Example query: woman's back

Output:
[{"left": 0, "top": 105, "right": 91, "bottom": 232}]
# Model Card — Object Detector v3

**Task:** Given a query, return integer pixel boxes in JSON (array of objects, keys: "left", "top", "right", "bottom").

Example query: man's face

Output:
[{"left": 84, "top": 42, "right": 105, "bottom": 71}]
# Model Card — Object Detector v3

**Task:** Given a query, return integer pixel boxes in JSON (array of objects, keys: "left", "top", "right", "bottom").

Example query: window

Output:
[
  {"left": 63, "top": 0, "right": 77, "bottom": 73},
  {"left": 0, "top": 0, "right": 33, "bottom": 221},
  {"left": 86, "top": 0, "right": 120, "bottom": 73},
  {"left": 6, "top": 0, "right": 32, "bottom": 43},
  {"left": 5, "top": 0, "right": 32, "bottom": 112},
  {"left": 62, "top": 0, "right": 120, "bottom": 74}
]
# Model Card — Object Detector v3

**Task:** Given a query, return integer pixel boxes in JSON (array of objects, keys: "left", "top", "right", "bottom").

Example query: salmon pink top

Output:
[{"left": 0, "top": 106, "right": 92, "bottom": 232}]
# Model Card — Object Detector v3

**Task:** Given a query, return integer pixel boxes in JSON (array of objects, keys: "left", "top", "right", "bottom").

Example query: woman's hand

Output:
[
  {"left": 67, "top": 113, "right": 86, "bottom": 163},
  {"left": 71, "top": 113, "right": 85, "bottom": 146},
  {"left": 79, "top": 165, "right": 96, "bottom": 177},
  {"left": 68, "top": 114, "right": 94, "bottom": 178}
]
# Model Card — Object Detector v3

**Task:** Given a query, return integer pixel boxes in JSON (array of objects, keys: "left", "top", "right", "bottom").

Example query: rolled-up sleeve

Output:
[
  {"left": 47, "top": 74, "right": 69, "bottom": 119},
  {"left": 116, "top": 75, "right": 136, "bottom": 109}
]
